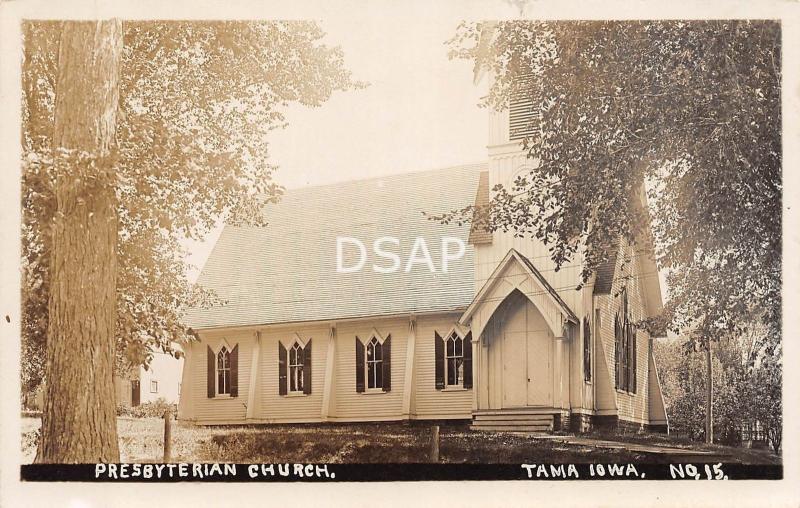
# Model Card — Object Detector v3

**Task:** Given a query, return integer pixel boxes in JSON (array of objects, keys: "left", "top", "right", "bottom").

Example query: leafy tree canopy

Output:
[
  {"left": 443, "top": 20, "right": 781, "bottom": 342},
  {"left": 22, "top": 21, "right": 362, "bottom": 391},
  {"left": 654, "top": 321, "right": 781, "bottom": 450}
]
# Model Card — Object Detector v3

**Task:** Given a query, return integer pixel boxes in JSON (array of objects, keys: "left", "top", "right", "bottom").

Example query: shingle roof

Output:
[
  {"left": 593, "top": 248, "right": 618, "bottom": 295},
  {"left": 468, "top": 171, "right": 493, "bottom": 245},
  {"left": 185, "top": 163, "right": 487, "bottom": 330}
]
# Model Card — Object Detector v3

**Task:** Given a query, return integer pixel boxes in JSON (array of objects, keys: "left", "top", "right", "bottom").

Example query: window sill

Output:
[
  {"left": 443, "top": 386, "right": 469, "bottom": 392},
  {"left": 361, "top": 389, "right": 386, "bottom": 395},
  {"left": 284, "top": 392, "right": 308, "bottom": 398},
  {"left": 212, "top": 394, "right": 232, "bottom": 400},
  {"left": 615, "top": 389, "right": 636, "bottom": 396}
]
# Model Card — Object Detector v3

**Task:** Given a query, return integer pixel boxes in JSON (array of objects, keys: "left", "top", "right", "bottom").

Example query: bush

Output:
[
  {"left": 116, "top": 398, "right": 177, "bottom": 418},
  {"left": 22, "top": 428, "right": 40, "bottom": 457}
]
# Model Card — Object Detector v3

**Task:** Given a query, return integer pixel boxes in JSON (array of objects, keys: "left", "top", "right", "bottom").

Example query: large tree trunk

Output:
[{"left": 36, "top": 20, "right": 123, "bottom": 463}]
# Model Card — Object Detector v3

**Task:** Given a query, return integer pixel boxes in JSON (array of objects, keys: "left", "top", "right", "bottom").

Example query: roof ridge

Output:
[{"left": 278, "top": 161, "right": 488, "bottom": 194}]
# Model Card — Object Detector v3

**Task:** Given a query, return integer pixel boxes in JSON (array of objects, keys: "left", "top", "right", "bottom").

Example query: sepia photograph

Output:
[{"left": 0, "top": 0, "right": 797, "bottom": 506}]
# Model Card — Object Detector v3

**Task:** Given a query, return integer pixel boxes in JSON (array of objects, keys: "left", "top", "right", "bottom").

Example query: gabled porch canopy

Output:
[{"left": 459, "top": 249, "right": 578, "bottom": 342}]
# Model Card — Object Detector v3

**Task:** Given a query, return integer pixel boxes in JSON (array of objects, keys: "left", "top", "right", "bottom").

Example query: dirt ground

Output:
[{"left": 21, "top": 417, "right": 780, "bottom": 465}]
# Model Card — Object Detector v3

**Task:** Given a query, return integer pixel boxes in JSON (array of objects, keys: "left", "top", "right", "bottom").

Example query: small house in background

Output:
[
  {"left": 115, "top": 349, "right": 184, "bottom": 407},
  {"left": 739, "top": 420, "right": 769, "bottom": 449}
]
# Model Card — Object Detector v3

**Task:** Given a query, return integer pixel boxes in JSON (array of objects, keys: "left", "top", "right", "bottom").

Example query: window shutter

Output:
[
  {"left": 630, "top": 323, "right": 637, "bottom": 393},
  {"left": 624, "top": 324, "right": 629, "bottom": 391},
  {"left": 583, "top": 317, "right": 592, "bottom": 382},
  {"left": 382, "top": 335, "right": 392, "bottom": 392},
  {"left": 303, "top": 339, "right": 312, "bottom": 395},
  {"left": 207, "top": 345, "right": 215, "bottom": 398},
  {"left": 614, "top": 314, "right": 620, "bottom": 389},
  {"left": 625, "top": 322, "right": 632, "bottom": 391},
  {"left": 434, "top": 332, "right": 445, "bottom": 390},
  {"left": 355, "top": 337, "right": 365, "bottom": 393},
  {"left": 630, "top": 324, "right": 635, "bottom": 391},
  {"left": 229, "top": 344, "right": 239, "bottom": 397},
  {"left": 278, "top": 342, "right": 287, "bottom": 396},
  {"left": 463, "top": 332, "right": 473, "bottom": 389}
]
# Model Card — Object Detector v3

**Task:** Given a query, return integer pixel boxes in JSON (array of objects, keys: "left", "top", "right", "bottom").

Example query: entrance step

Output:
[
  {"left": 471, "top": 410, "right": 555, "bottom": 433},
  {"left": 472, "top": 413, "right": 555, "bottom": 422},
  {"left": 473, "top": 408, "right": 559, "bottom": 416},
  {"left": 470, "top": 424, "right": 552, "bottom": 433}
]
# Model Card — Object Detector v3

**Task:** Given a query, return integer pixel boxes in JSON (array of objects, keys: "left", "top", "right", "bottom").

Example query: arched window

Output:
[
  {"left": 289, "top": 342, "right": 305, "bottom": 393},
  {"left": 583, "top": 316, "right": 592, "bottom": 382},
  {"left": 366, "top": 337, "right": 383, "bottom": 389},
  {"left": 614, "top": 288, "right": 637, "bottom": 393},
  {"left": 445, "top": 332, "right": 464, "bottom": 386},
  {"left": 217, "top": 346, "right": 231, "bottom": 395}
]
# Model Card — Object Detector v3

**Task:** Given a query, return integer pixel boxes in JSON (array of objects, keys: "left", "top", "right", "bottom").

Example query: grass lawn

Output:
[{"left": 21, "top": 417, "right": 780, "bottom": 465}]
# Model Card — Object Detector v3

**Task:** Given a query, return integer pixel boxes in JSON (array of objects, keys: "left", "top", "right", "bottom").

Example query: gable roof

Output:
[
  {"left": 513, "top": 250, "right": 578, "bottom": 324},
  {"left": 459, "top": 248, "right": 578, "bottom": 338},
  {"left": 184, "top": 163, "right": 487, "bottom": 330},
  {"left": 591, "top": 187, "right": 665, "bottom": 336}
]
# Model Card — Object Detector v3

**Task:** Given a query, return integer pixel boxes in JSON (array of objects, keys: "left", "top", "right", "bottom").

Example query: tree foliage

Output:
[
  {"left": 444, "top": 21, "right": 781, "bottom": 342},
  {"left": 654, "top": 321, "right": 781, "bottom": 452},
  {"left": 22, "top": 21, "right": 360, "bottom": 392}
]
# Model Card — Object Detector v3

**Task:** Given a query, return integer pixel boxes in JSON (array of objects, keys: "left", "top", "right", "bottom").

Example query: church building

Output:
[{"left": 178, "top": 87, "right": 669, "bottom": 434}]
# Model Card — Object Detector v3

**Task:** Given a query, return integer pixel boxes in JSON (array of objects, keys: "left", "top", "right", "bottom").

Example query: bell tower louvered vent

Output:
[{"left": 508, "top": 74, "right": 540, "bottom": 141}]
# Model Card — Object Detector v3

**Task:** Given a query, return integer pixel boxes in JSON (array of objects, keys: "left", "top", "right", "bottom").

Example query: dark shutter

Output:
[
  {"left": 621, "top": 288, "right": 628, "bottom": 317},
  {"left": 355, "top": 338, "right": 365, "bottom": 392},
  {"left": 382, "top": 335, "right": 392, "bottom": 392},
  {"left": 623, "top": 324, "right": 628, "bottom": 391},
  {"left": 614, "top": 314, "right": 622, "bottom": 390},
  {"left": 434, "top": 332, "right": 445, "bottom": 390},
  {"left": 303, "top": 339, "right": 312, "bottom": 395},
  {"left": 625, "top": 324, "right": 630, "bottom": 391},
  {"left": 278, "top": 342, "right": 287, "bottom": 396},
  {"left": 229, "top": 344, "right": 239, "bottom": 397},
  {"left": 463, "top": 332, "right": 473, "bottom": 389},
  {"left": 630, "top": 324, "right": 637, "bottom": 393},
  {"left": 630, "top": 325, "right": 635, "bottom": 391},
  {"left": 207, "top": 345, "right": 215, "bottom": 398},
  {"left": 583, "top": 317, "right": 592, "bottom": 382}
]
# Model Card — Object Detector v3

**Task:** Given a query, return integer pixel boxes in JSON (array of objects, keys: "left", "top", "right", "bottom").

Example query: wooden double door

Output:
[{"left": 499, "top": 294, "right": 553, "bottom": 408}]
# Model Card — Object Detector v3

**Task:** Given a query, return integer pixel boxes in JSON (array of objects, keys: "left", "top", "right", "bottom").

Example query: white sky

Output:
[{"left": 183, "top": 11, "right": 496, "bottom": 281}]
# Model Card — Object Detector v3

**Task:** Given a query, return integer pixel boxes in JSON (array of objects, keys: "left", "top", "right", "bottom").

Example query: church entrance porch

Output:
[
  {"left": 486, "top": 289, "right": 554, "bottom": 410},
  {"left": 457, "top": 249, "right": 579, "bottom": 431}
]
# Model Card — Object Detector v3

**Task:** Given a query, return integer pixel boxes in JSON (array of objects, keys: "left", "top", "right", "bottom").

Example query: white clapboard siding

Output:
[
  {"left": 413, "top": 314, "right": 473, "bottom": 419},
  {"left": 257, "top": 325, "right": 328, "bottom": 423},
  {"left": 329, "top": 318, "right": 407, "bottom": 421},
  {"left": 566, "top": 283, "right": 596, "bottom": 413},
  {"left": 188, "top": 331, "right": 252, "bottom": 423},
  {"left": 594, "top": 239, "right": 651, "bottom": 424},
  {"left": 478, "top": 153, "right": 585, "bottom": 320}
]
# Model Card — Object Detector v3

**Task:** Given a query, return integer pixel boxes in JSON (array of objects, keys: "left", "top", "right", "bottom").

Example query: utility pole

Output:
[{"left": 705, "top": 338, "right": 714, "bottom": 445}]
